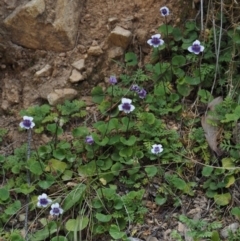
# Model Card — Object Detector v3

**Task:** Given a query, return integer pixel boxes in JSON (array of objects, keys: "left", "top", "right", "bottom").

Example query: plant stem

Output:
[
  {"left": 25, "top": 129, "right": 32, "bottom": 240},
  {"left": 103, "top": 85, "right": 114, "bottom": 138}
]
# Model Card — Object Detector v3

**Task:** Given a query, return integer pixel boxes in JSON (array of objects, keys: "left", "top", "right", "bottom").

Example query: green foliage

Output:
[
  {"left": 3, "top": 6, "right": 240, "bottom": 241},
  {"left": 171, "top": 215, "right": 222, "bottom": 241}
]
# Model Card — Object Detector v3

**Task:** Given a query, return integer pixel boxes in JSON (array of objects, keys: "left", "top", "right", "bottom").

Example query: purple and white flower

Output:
[
  {"left": 160, "top": 6, "right": 170, "bottom": 17},
  {"left": 50, "top": 203, "right": 63, "bottom": 216},
  {"left": 138, "top": 89, "right": 147, "bottom": 99},
  {"left": 130, "top": 84, "right": 141, "bottom": 92},
  {"left": 147, "top": 34, "right": 164, "bottom": 48},
  {"left": 109, "top": 76, "right": 117, "bottom": 85},
  {"left": 85, "top": 135, "right": 94, "bottom": 145},
  {"left": 188, "top": 40, "right": 204, "bottom": 55},
  {"left": 151, "top": 144, "right": 163, "bottom": 154},
  {"left": 118, "top": 98, "right": 135, "bottom": 114},
  {"left": 37, "top": 193, "right": 52, "bottom": 208},
  {"left": 19, "top": 116, "right": 35, "bottom": 129}
]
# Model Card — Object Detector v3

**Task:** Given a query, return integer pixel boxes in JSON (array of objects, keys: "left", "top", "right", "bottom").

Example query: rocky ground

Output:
[
  {"left": 3, "top": 1, "right": 238, "bottom": 241},
  {"left": 0, "top": 0, "right": 198, "bottom": 149}
]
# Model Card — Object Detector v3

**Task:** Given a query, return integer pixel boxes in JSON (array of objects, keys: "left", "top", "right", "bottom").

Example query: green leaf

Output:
[
  {"left": 177, "top": 82, "right": 192, "bottom": 96},
  {"left": 62, "top": 170, "right": 73, "bottom": 181},
  {"left": 222, "top": 157, "right": 235, "bottom": 169},
  {"left": 197, "top": 89, "right": 213, "bottom": 103},
  {"left": 29, "top": 161, "right": 43, "bottom": 175},
  {"left": 78, "top": 161, "right": 96, "bottom": 177},
  {"left": 46, "top": 159, "right": 67, "bottom": 173},
  {"left": 170, "top": 176, "right": 187, "bottom": 191},
  {"left": 172, "top": 55, "right": 186, "bottom": 66},
  {"left": 91, "top": 86, "right": 104, "bottom": 104},
  {"left": 109, "top": 224, "right": 125, "bottom": 239},
  {"left": 172, "top": 27, "right": 182, "bottom": 41},
  {"left": 185, "top": 76, "right": 201, "bottom": 85},
  {"left": 5, "top": 200, "right": 21, "bottom": 215},
  {"left": 214, "top": 193, "right": 231, "bottom": 206},
  {"left": 125, "top": 52, "right": 138, "bottom": 66},
  {"left": 202, "top": 166, "right": 213, "bottom": 177},
  {"left": 145, "top": 166, "right": 158, "bottom": 178},
  {"left": 0, "top": 187, "right": 10, "bottom": 201},
  {"left": 46, "top": 123, "right": 63, "bottom": 135},
  {"left": 158, "top": 24, "right": 173, "bottom": 35},
  {"left": 30, "top": 221, "right": 57, "bottom": 241},
  {"left": 16, "top": 184, "right": 35, "bottom": 194},
  {"left": 53, "top": 149, "right": 66, "bottom": 161},
  {"left": 119, "top": 147, "right": 133, "bottom": 157},
  {"left": 224, "top": 175, "right": 235, "bottom": 188},
  {"left": 231, "top": 207, "right": 240, "bottom": 219},
  {"left": 211, "top": 231, "right": 220, "bottom": 241},
  {"left": 111, "top": 163, "right": 123, "bottom": 176},
  {"left": 120, "top": 135, "right": 137, "bottom": 146},
  {"left": 65, "top": 216, "right": 89, "bottom": 231},
  {"left": 72, "top": 126, "right": 89, "bottom": 137},
  {"left": 155, "top": 195, "right": 167, "bottom": 206},
  {"left": 96, "top": 213, "right": 112, "bottom": 222},
  {"left": 38, "top": 174, "right": 55, "bottom": 189},
  {"left": 108, "top": 118, "right": 119, "bottom": 132},
  {"left": 62, "top": 184, "right": 86, "bottom": 212}
]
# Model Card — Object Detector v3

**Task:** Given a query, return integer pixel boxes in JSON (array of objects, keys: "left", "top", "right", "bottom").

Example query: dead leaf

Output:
[{"left": 201, "top": 97, "right": 223, "bottom": 156}]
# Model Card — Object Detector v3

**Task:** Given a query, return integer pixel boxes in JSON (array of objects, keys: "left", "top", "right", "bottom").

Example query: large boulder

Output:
[{"left": 3, "top": 0, "right": 81, "bottom": 52}]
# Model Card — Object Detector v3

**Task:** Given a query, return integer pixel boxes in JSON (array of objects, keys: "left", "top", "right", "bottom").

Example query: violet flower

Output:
[
  {"left": 160, "top": 6, "right": 170, "bottom": 17},
  {"left": 109, "top": 76, "right": 117, "bottom": 85},
  {"left": 151, "top": 144, "right": 163, "bottom": 154},
  {"left": 138, "top": 89, "right": 147, "bottom": 99},
  {"left": 188, "top": 40, "right": 204, "bottom": 55},
  {"left": 118, "top": 98, "right": 135, "bottom": 114},
  {"left": 147, "top": 34, "right": 164, "bottom": 48},
  {"left": 85, "top": 135, "right": 94, "bottom": 145},
  {"left": 19, "top": 116, "right": 35, "bottom": 129},
  {"left": 50, "top": 203, "right": 63, "bottom": 216},
  {"left": 37, "top": 193, "right": 52, "bottom": 208}
]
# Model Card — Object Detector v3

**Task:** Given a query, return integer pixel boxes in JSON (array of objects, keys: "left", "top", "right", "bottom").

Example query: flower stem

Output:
[
  {"left": 103, "top": 85, "right": 114, "bottom": 138},
  {"left": 24, "top": 129, "right": 32, "bottom": 240}
]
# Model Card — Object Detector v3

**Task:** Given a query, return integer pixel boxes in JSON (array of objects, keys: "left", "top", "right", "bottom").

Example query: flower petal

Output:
[
  {"left": 193, "top": 40, "right": 200, "bottom": 45},
  {"left": 188, "top": 46, "right": 193, "bottom": 52},
  {"left": 130, "top": 105, "right": 135, "bottom": 112},
  {"left": 118, "top": 104, "right": 123, "bottom": 111},
  {"left": 121, "top": 98, "right": 132, "bottom": 104},
  {"left": 147, "top": 39, "right": 153, "bottom": 45},
  {"left": 152, "top": 34, "right": 161, "bottom": 39}
]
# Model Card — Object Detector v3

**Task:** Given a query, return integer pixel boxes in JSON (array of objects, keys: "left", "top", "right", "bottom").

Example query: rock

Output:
[
  {"left": 135, "top": 29, "right": 148, "bottom": 45},
  {"left": 108, "top": 47, "right": 124, "bottom": 59},
  {"left": 35, "top": 64, "right": 53, "bottom": 77},
  {"left": 2, "top": 78, "right": 20, "bottom": 105},
  {"left": 88, "top": 46, "right": 103, "bottom": 56},
  {"left": 69, "top": 69, "right": 84, "bottom": 83},
  {"left": 108, "top": 26, "right": 132, "bottom": 49},
  {"left": 71, "top": 59, "right": 85, "bottom": 71},
  {"left": 47, "top": 88, "right": 78, "bottom": 105},
  {"left": 3, "top": 0, "right": 81, "bottom": 52},
  {"left": 221, "top": 223, "right": 239, "bottom": 238},
  {"left": 108, "top": 17, "right": 118, "bottom": 24}
]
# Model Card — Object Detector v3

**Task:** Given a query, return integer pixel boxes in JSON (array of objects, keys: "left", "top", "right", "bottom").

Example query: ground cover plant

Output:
[{"left": 1, "top": 1, "right": 240, "bottom": 240}]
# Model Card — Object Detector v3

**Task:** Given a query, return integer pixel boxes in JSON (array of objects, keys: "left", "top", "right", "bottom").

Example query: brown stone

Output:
[
  {"left": 3, "top": 0, "right": 81, "bottom": 52},
  {"left": 71, "top": 59, "right": 85, "bottom": 71},
  {"left": 69, "top": 69, "right": 84, "bottom": 83},
  {"left": 88, "top": 46, "right": 103, "bottom": 56},
  {"left": 35, "top": 64, "right": 53, "bottom": 77},
  {"left": 108, "top": 26, "right": 132, "bottom": 49},
  {"left": 47, "top": 88, "right": 78, "bottom": 105},
  {"left": 108, "top": 47, "right": 124, "bottom": 59}
]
